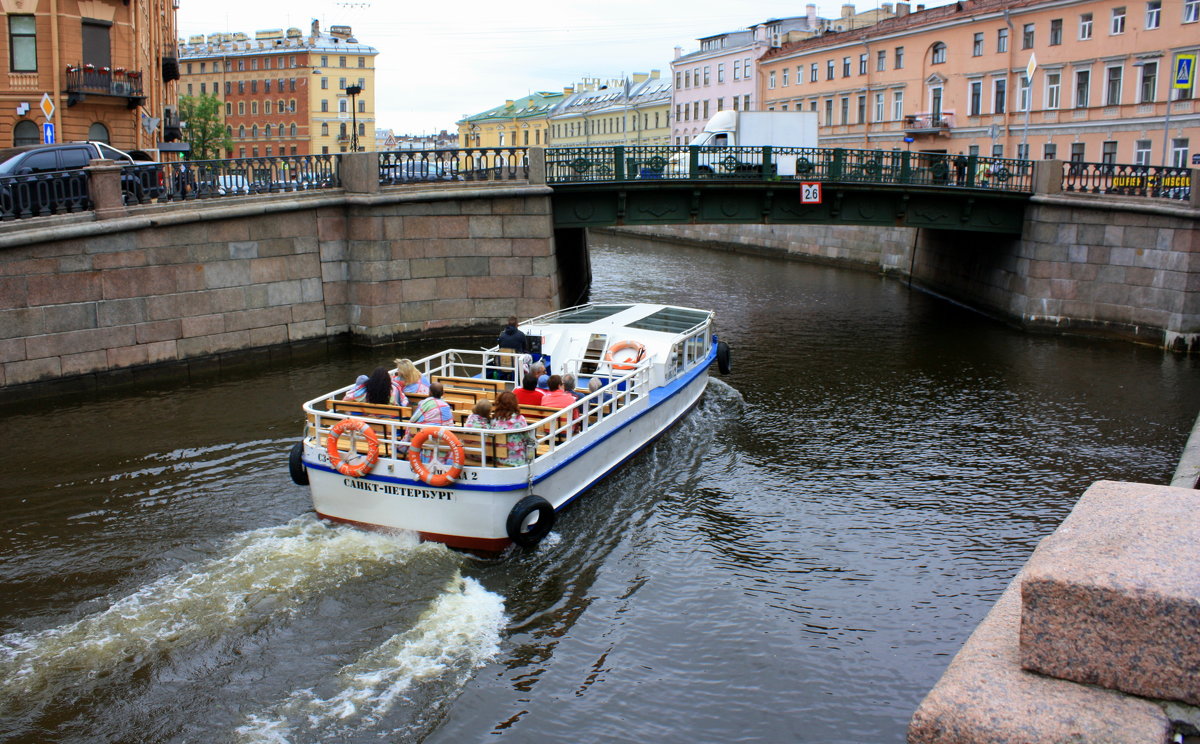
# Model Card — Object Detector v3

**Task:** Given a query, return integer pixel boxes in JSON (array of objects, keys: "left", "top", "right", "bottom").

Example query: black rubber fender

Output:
[
  {"left": 506, "top": 495, "right": 556, "bottom": 548},
  {"left": 289, "top": 441, "right": 309, "bottom": 486},
  {"left": 716, "top": 341, "right": 732, "bottom": 375}
]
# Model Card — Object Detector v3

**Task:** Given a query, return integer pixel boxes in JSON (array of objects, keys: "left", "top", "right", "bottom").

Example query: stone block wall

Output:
[{"left": 0, "top": 184, "right": 559, "bottom": 390}]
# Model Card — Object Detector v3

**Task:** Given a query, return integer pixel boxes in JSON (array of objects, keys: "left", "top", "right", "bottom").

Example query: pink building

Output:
[{"left": 671, "top": 10, "right": 825, "bottom": 145}]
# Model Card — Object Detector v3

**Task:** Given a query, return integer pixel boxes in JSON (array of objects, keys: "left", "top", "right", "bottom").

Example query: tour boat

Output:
[{"left": 289, "top": 303, "right": 731, "bottom": 553}]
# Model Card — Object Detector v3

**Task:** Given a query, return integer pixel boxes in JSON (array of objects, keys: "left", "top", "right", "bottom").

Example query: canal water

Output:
[{"left": 1, "top": 234, "right": 1198, "bottom": 743}]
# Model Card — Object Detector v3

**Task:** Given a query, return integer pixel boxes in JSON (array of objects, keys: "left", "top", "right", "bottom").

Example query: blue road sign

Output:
[
  {"left": 42, "top": 122, "right": 54, "bottom": 144},
  {"left": 1174, "top": 55, "right": 1196, "bottom": 89}
]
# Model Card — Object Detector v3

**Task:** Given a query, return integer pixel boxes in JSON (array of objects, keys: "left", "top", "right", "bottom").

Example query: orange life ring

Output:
[
  {"left": 605, "top": 340, "right": 647, "bottom": 370},
  {"left": 326, "top": 417, "right": 379, "bottom": 477},
  {"left": 406, "top": 427, "right": 466, "bottom": 487}
]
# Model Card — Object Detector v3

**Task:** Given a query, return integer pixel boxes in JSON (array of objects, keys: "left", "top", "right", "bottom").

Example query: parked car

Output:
[{"left": 0, "top": 141, "right": 162, "bottom": 217}]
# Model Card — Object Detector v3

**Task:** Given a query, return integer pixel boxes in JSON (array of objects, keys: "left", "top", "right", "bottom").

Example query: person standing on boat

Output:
[
  {"left": 490, "top": 392, "right": 535, "bottom": 466},
  {"left": 496, "top": 316, "right": 528, "bottom": 354},
  {"left": 513, "top": 373, "right": 544, "bottom": 406},
  {"left": 409, "top": 382, "right": 453, "bottom": 426}
]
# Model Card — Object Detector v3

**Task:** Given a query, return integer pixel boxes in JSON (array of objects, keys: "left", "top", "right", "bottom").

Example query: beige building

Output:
[
  {"left": 457, "top": 91, "right": 562, "bottom": 149},
  {"left": 179, "top": 21, "right": 378, "bottom": 157},
  {"left": 549, "top": 71, "right": 672, "bottom": 147},
  {"left": 0, "top": 0, "right": 179, "bottom": 152},
  {"left": 759, "top": 0, "right": 1199, "bottom": 166}
]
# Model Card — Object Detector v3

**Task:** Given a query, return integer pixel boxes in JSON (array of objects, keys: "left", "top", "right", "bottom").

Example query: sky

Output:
[{"left": 177, "top": 0, "right": 949, "bottom": 136}]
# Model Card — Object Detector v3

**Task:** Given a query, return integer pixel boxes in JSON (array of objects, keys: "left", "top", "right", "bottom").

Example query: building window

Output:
[
  {"left": 8, "top": 15, "right": 36, "bottom": 71},
  {"left": 931, "top": 42, "right": 947, "bottom": 64},
  {"left": 1044, "top": 143, "right": 1057, "bottom": 159},
  {"left": 972, "top": 32, "right": 983, "bottom": 56},
  {"left": 1133, "top": 139, "right": 1151, "bottom": 164},
  {"left": 842, "top": 56, "right": 851, "bottom": 76},
  {"left": 1079, "top": 13, "right": 1093, "bottom": 39},
  {"left": 743, "top": 94, "right": 750, "bottom": 109},
  {"left": 875, "top": 92, "right": 885, "bottom": 121},
  {"left": 702, "top": 100, "right": 709, "bottom": 118},
  {"left": 1019, "top": 76, "right": 1031, "bottom": 111},
  {"left": 1146, "top": 0, "right": 1161, "bottom": 28},
  {"left": 1101, "top": 141, "right": 1118, "bottom": 163},
  {"left": 237, "top": 101, "right": 245, "bottom": 115},
  {"left": 704, "top": 66, "right": 710, "bottom": 85},
  {"left": 251, "top": 124, "right": 258, "bottom": 138},
  {"left": 810, "top": 63, "right": 818, "bottom": 82},
  {"left": 1075, "top": 69, "right": 1091, "bottom": 107},
  {"left": 769, "top": 71, "right": 776, "bottom": 89},
  {"left": 237, "top": 59, "right": 244, "bottom": 71},
  {"left": 264, "top": 80, "right": 271, "bottom": 93},
  {"left": 857, "top": 94, "right": 866, "bottom": 123},
  {"left": 992, "top": 143, "right": 1004, "bottom": 157},
  {"left": 877, "top": 50, "right": 886, "bottom": 71},
  {"left": 264, "top": 123, "right": 272, "bottom": 137},
  {"left": 358, "top": 100, "right": 365, "bottom": 113},
  {"left": 320, "top": 55, "right": 328, "bottom": 67},
  {"left": 264, "top": 100, "right": 272, "bottom": 114},
  {"left": 1046, "top": 71, "right": 1061, "bottom": 108},
  {"left": 186, "top": 83, "right": 193, "bottom": 96},
  {"left": 238, "top": 81, "right": 245, "bottom": 94},
  {"left": 252, "top": 101, "right": 259, "bottom": 115},
  {"left": 892, "top": 90, "right": 904, "bottom": 120},
  {"left": 1139, "top": 61, "right": 1157, "bottom": 102},
  {"left": 225, "top": 102, "right": 232, "bottom": 116},
  {"left": 320, "top": 99, "right": 328, "bottom": 112},
  {"left": 338, "top": 78, "right": 346, "bottom": 89},
  {"left": 994, "top": 78, "right": 1007, "bottom": 113},
  {"left": 997, "top": 27, "right": 1009, "bottom": 52},
  {"left": 1017, "top": 143, "right": 1029, "bottom": 160},
  {"left": 238, "top": 125, "right": 246, "bottom": 138},
  {"left": 717, "top": 63, "right": 725, "bottom": 82},
  {"left": 824, "top": 98, "right": 833, "bottom": 125},
  {"left": 225, "top": 81, "right": 232, "bottom": 95},
  {"left": 1171, "top": 138, "right": 1189, "bottom": 167},
  {"left": 321, "top": 123, "right": 328, "bottom": 136},
  {"left": 290, "top": 123, "right": 297, "bottom": 137},
  {"left": 359, "top": 56, "right": 365, "bottom": 67},
  {"left": 733, "top": 60, "right": 740, "bottom": 80},
  {"left": 827, "top": 60, "right": 835, "bottom": 80},
  {"left": 1022, "top": 23, "right": 1035, "bottom": 49},
  {"left": 1186, "top": 0, "right": 1199, "bottom": 22},
  {"left": 1050, "top": 18, "right": 1063, "bottom": 45},
  {"left": 289, "top": 79, "right": 296, "bottom": 92},
  {"left": 782, "top": 67, "right": 789, "bottom": 86},
  {"left": 339, "top": 56, "right": 346, "bottom": 67},
  {"left": 969, "top": 80, "right": 983, "bottom": 115},
  {"left": 1111, "top": 7, "right": 1126, "bottom": 33},
  {"left": 675, "top": 71, "right": 682, "bottom": 88},
  {"left": 894, "top": 47, "right": 904, "bottom": 69},
  {"left": 1105, "top": 66, "right": 1122, "bottom": 105},
  {"left": 716, "top": 97, "right": 724, "bottom": 112},
  {"left": 859, "top": 54, "right": 867, "bottom": 74},
  {"left": 339, "top": 99, "right": 347, "bottom": 113},
  {"left": 732, "top": 97, "right": 739, "bottom": 111}
]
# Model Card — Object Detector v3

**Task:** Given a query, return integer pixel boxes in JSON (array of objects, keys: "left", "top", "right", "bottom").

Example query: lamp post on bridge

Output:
[{"left": 346, "top": 85, "right": 362, "bottom": 152}]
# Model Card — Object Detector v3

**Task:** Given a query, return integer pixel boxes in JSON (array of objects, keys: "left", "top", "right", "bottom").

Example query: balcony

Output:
[
  {"left": 65, "top": 65, "right": 146, "bottom": 109},
  {"left": 903, "top": 112, "right": 954, "bottom": 136},
  {"left": 162, "top": 43, "right": 180, "bottom": 83}
]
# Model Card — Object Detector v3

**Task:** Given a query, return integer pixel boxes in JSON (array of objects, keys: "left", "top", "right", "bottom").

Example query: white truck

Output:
[{"left": 671, "top": 110, "right": 820, "bottom": 177}]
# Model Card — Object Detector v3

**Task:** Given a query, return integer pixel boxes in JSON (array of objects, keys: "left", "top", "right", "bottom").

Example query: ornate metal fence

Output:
[
  {"left": 0, "top": 170, "right": 90, "bottom": 220},
  {"left": 1061, "top": 161, "right": 1192, "bottom": 201},
  {"left": 146, "top": 154, "right": 341, "bottom": 202},
  {"left": 378, "top": 148, "right": 529, "bottom": 184},
  {"left": 543, "top": 146, "right": 1034, "bottom": 192}
]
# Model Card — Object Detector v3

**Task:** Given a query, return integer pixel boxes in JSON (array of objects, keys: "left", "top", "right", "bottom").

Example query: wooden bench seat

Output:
[{"left": 431, "top": 375, "right": 507, "bottom": 396}]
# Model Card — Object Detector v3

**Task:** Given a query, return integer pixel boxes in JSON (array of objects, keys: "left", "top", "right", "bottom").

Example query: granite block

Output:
[
  {"left": 908, "top": 570, "right": 1171, "bottom": 744},
  {"left": 1019, "top": 480, "right": 1200, "bottom": 706}
]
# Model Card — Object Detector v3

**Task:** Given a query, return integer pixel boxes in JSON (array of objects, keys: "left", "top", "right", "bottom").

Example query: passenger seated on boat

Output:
[
  {"left": 408, "top": 382, "right": 453, "bottom": 426},
  {"left": 562, "top": 373, "right": 583, "bottom": 401},
  {"left": 490, "top": 392, "right": 535, "bottom": 466},
  {"left": 540, "top": 375, "right": 577, "bottom": 410},
  {"left": 393, "top": 358, "right": 430, "bottom": 396},
  {"left": 513, "top": 373, "right": 544, "bottom": 406},
  {"left": 343, "top": 374, "right": 370, "bottom": 401},
  {"left": 465, "top": 400, "right": 492, "bottom": 429},
  {"left": 365, "top": 366, "right": 408, "bottom": 406},
  {"left": 537, "top": 374, "right": 550, "bottom": 391},
  {"left": 530, "top": 361, "right": 546, "bottom": 380}
]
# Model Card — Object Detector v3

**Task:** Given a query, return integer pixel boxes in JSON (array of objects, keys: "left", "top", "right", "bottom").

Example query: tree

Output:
[{"left": 178, "top": 94, "right": 232, "bottom": 161}]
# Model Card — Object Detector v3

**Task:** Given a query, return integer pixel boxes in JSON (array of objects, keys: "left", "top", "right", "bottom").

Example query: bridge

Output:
[{"left": 0, "top": 146, "right": 1195, "bottom": 392}]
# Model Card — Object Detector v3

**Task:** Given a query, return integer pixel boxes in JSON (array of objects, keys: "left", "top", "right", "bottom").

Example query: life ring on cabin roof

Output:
[
  {"left": 326, "top": 418, "right": 380, "bottom": 478},
  {"left": 406, "top": 427, "right": 466, "bottom": 487},
  {"left": 605, "top": 340, "right": 647, "bottom": 371}
]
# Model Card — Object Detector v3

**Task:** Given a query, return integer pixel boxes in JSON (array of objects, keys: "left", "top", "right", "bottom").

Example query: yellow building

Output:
[
  {"left": 178, "top": 21, "right": 378, "bottom": 157},
  {"left": 549, "top": 72, "right": 673, "bottom": 147},
  {"left": 458, "top": 91, "right": 563, "bottom": 149}
]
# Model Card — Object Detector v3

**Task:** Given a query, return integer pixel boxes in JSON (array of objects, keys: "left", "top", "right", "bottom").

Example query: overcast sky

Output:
[{"left": 178, "top": 0, "right": 947, "bottom": 136}]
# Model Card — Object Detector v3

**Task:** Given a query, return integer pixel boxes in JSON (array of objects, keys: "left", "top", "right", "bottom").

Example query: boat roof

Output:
[{"left": 525, "top": 303, "right": 712, "bottom": 338}]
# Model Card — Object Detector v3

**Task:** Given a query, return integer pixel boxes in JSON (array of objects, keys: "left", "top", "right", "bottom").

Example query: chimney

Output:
[
  {"left": 650, "top": 69, "right": 661, "bottom": 79},
  {"left": 633, "top": 72, "right": 649, "bottom": 83},
  {"left": 674, "top": 45, "right": 683, "bottom": 59},
  {"left": 896, "top": 2, "right": 910, "bottom": 14},
  {"left": 505, "top": 99, "right": 514, "bottom": 107},
  {"left": 841, "top": 4, "right": 855, "bottom": 17},
  {"left": 807, "top": 3, "right": 818, "bottom": 26},
  {"left": 882, "top": 2, "right": 893, "bottom": 12},
  {"left": 916, "top": 3, "right": 925, "bottom": 9},
  {"left": 563, "top": 86, "right": 574, "bottom": 95}
]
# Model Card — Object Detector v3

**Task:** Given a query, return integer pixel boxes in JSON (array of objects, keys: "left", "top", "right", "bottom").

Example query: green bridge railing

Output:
[{"left": 544, "top": 146, "right": 1035, "bottom": 193}]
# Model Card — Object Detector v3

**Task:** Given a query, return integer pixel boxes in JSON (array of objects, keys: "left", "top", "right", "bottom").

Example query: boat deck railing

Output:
[{"left": 304, "top": 354, "right": 653, "bottom": 470}]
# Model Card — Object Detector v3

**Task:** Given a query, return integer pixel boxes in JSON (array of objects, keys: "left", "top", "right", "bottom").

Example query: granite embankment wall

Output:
[
  {"left": 603, "top": 195, "right": 1200, "bottom": 353},
  {"left": 0, "top": 167, "right": 559, "bottom": 391}
]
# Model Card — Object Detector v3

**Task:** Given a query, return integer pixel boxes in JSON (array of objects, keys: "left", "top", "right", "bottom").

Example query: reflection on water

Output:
[{"left": 0, "top": 233, "right": 1196, "bottom": 743}]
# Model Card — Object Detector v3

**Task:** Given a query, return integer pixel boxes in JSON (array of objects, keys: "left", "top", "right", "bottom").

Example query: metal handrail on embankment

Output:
[
  {"left": 1061, "top": 160, "right": 1192, "bottom": 202},
  {"left": 377, "top": 147, "right": 530, "bottom": 184}
]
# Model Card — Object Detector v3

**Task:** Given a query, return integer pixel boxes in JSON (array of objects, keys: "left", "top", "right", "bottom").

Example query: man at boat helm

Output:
[{"left": 496, "top": 316, "right": 528, "bottom": 354}]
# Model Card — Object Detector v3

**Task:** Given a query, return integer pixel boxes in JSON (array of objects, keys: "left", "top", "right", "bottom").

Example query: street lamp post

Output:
[{"left": 346, "top": 85, "right": 362, "bottom": 152}]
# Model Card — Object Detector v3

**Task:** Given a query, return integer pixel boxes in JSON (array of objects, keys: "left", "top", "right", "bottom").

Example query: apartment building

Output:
[
  {"left": 548, "top": 71, "right": 673, "bottom": 147},
  {"left": 759, "top": 0, "right": 1199, "bottom": 166},
  {"left": 2, "top": 0, "right": 179, "bottom": 152},
  {"left": 457, "top": 91, "right": 563, "bottom": 149},
  {"left": 178, "top": 21, "right": 378, "bottom": 157}
]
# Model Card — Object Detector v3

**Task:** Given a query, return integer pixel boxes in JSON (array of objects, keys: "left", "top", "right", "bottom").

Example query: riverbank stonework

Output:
[
  {"left": 601, "top": 195, "right": 1199, "bottom": 354},
  {"left": 0, "top": 182, "right": 559, "bottom": 390}
]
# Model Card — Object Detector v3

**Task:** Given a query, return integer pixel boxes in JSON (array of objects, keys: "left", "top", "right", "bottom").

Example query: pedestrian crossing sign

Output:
[{"left": 1174, "top": 55, "right": 1196, "bottom": 89}]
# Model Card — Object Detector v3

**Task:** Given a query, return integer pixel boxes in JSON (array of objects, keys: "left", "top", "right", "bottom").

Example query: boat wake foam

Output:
[
  {"left": 0, "top": 517, "right": 426, "bottom": 710},
  {"left": 235, "top": 573, "right": 506, "bottom": 742}
]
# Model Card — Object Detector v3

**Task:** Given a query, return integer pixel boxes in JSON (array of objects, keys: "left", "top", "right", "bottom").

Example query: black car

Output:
[{"left": 0, "top": 141, "right": 161, "bottom": 219}]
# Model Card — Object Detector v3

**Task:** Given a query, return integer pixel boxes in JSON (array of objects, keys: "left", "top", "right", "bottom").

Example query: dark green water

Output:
[{"left": 1, "top": 234, "right": 1196, "bottom": 743}]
